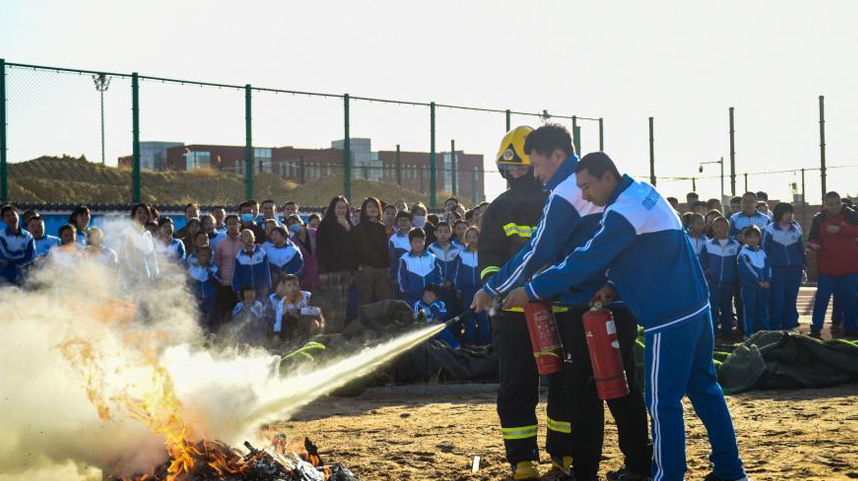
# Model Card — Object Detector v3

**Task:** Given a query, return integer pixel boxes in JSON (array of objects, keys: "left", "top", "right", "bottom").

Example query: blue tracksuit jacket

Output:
[
  {"left": 397, "top": 250, "right": 441, "bottom": 304},
  {"left": 388, "top": 231, "right": 411, "bottom": 278},
  {"left": 687, "top": 233, "right": 709, "bottom": 256},
  {"left": 481, "top": 154, "right": 606, "bottom": 307},
  {"left": 729, "top": 211, "right": 771, "bottom": 239},
  {"left": 737, "top": 245, "right": 771, "bottom": 288},
  {"left": 0, "top": 226, "right": 36, "bottom": 284},
  {"left": 413, "top": 299, "right": 460, "bottom": 348},
  {"left": 188, "top": 260, "right": 222, "bottom": 299},
  {"left": 231, "top": 247, "right": 272, "bottom": 293},
  {"left": 162, "top": 238, "right": 186, "bottom": 261},
  {"left": 762, "top": 222, "right": 805, "bottom": 268},
  {"left": 454, "top": 248, "right": 480, "bottom": 290},
  {"left": 262, "top": 240, "right": 304, "bottom": 280},
  {"left": 699, "top": 237, "right": 740, "bottom": 286},
  {"left": 427, "top": 241, "right": 461, "bottom": 285},
  {"left": 526, "top": 175, "right": 710, "bottom": 333},
  {"left": 34, "top": 235, "right": 61, "bottom": 258}
]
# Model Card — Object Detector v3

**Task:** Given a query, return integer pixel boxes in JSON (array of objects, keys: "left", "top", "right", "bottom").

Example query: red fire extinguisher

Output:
[
  {"left": 523, "top": 301, "right": 564, "bottom": 375},
  {"left": 583, "top": 304, "right": 630, "bottom": 400}
]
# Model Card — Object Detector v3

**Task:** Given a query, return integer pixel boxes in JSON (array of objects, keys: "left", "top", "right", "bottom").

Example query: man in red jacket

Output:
[{"left": 807, "top": 191, "right": 858, "bottom": 338}]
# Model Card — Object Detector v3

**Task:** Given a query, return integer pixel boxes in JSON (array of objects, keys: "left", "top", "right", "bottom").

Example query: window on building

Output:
[{"left": 186, "top": 150, "right": 211, "bottom": 170}]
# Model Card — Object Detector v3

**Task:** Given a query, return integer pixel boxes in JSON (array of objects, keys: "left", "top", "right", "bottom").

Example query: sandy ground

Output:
[{"left": 272, "top": 383, "right": 858, "bottom": 481}]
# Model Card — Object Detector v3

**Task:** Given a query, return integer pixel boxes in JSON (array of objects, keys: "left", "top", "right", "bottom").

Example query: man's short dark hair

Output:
[
  {"left": 158, "top": 217, "right": 174, "bottom": 227},
  {"left": 271, "top": 225, "right": 288, "bottom": 238},
  {"left": 435, "top": 221, "right": 451, "bottom": 231},
  {"left": 212, "top": 205, "right": 227, "bottom": 212},
  {"left": 59, "top": 224, "right": 77, "bottom": 237},
  {"left": 185, "top": 203, "right": 199, "bottom": 213},
  {"left": 284, "top": 200, "right": 298, "bottom": 208},
  {"left": 691, "top": 200, "right": 707, "bottom": 211},
  {"left": 0, "top": 204, "right": 15, "bottom": 217},
  {"left": 666, "top": 197, "right": 679, "bottom": 205},
  {"left": 408, "top": 227, "right": 426, "bottom": 242},
  {"left": 281, "top": 273, "right": 299, "bottom": 284},
  {"left": 241, "top": 285, "right": 256, "bottom": 294},
  {"left": 755, "top": 191, "right": 768, "bottom": 201},
  {"left": 225, "top": 214, "right": 240, "bottom": 224},
  {"left": 464, "top": 209, "right": 475, "bottom": 221},
  {"left": 575, "top": 152, "right": 621, "bottom": 181},
  {"left": 427, "top": 214, "right": 440, "bottom": 225},
  {"left": 825, "top": 191, "right": 841, "bottom": 200},
  {"left": 261, "top": 199, "right": 276, "bottom": 207},
  {"left": 686, "top": 192, "right": 699, "bottom": 201},
  {"left": 238, "top": 201, "right": 253, "bottom": 212},
  {"left": 742, "top": 191, "right": 757, "bottom": 201},
  {"left": 741, "top": 225, "right": 762, "bottom": 239},
  {"left": 396, "top": 211, "right": 413, "bottom": 222},
  {"left": 523, "top": 123, "right": 574, "bottom": 158},
  {"left": 706, "top": 198, "right": 720, "bottom": 209},
  {"left": 423, "top": 283, "right": 442, "bottom": 298},
  {"left": 453, "top": 219, "right": 468, "bottom": 228},
  {"left": 445, "top": 197, "right": 459, "bottom": 205},
  {"left": 730, "top": 196, "right": 742, "bottom": 205}
]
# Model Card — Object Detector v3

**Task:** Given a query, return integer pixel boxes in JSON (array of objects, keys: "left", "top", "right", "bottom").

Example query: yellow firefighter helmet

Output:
[{"left": 495, "top": 125, "right": 533, "bottom": 168}]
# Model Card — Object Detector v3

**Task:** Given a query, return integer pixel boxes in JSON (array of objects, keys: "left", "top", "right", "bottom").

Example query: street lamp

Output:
[
  {"left": 698, "top": 156, "right": 725, "bottom": 203},
  {"left": 92, "top": 73, "right": 111, "bottom": 165}
]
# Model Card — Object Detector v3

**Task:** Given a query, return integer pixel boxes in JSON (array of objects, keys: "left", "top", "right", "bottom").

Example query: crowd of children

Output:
[
  {"left": 0, "top": 196, "right": 491, "bottom": 349},
  {"left": 674, "top": 190, "right": 858, "bottom": 340}
]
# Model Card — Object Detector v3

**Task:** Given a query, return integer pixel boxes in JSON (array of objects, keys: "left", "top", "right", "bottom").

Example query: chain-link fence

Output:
[{"left": 0, "top": 59, "right": 602, "bottom": 210}]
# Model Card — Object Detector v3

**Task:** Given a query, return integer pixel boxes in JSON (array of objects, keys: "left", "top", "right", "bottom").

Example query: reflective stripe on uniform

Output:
[
  {"left": 481, "top": 266, "right": 501, "bottom": 280},
  {"left": 504, "top": 306, "right": 569, "bottom": 313},
  {"left": 502, "top": 223, "right": 537, "bottom": 238},
  {"left": 502, "top": 425, "right": 538, "bottom": 440},
  {"left": 546, "top": 416, "right": 571, "bottom": 434}
]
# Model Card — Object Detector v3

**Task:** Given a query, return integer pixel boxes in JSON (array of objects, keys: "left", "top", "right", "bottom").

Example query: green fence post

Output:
[
  {"left": 505, "top": 109, "right": 511, "bottom": 132},
  {"left": 0, "top": 58, "right": 7, "bottom": 204},
  {"left": 572, "top": 115, "right": 581, "bottom": 155},
  {"left": 430, "top": 101, "right": 436, "bottom": 208},
  {"left": 729, "top": 107, "right": 736, "bottom": 196},
  {"left": 395, "top": 144, "right": 402, "bottom": 186},
  {"left": 819, "top": 95, "right": 826, "bottom": 196},
  {"left": 648, "top": 116, "right": 656, "bottom": 186},
  {"left": 598, "top": 117, "right": 604, "bottom": 151},
  {"left": 451, "top": 139, "right": 457, "bottom": 197},
  {"left": 471, "top": 166, "right": 478, "bottom": 205},
  {"left": 343, "top": 93, "right": 351, "bottom": 201},
  {"left": 245, "top": 84, "right": 254, "bottom": 200},
  {"left": 132, "top": 72, "right": 141, "bottom": 203}
]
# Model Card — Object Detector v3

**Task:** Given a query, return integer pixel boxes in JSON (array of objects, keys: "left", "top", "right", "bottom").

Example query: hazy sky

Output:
[{"left": 2, "top": 0, "right": 857, "bottom": 203}]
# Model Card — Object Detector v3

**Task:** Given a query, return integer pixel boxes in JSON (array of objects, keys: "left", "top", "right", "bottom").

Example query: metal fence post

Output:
[
  {"left": 395, "top": 144, "right": 402, "bottom": 186},
  {"left": 132, "top": 72, "right": 141, "bottom": 203},
  {"left": 343, "top": 93, "right": 351, "bottom": 201},
  {"left": 744, "top": 173, "right": 748, "bottom": 192},
  {"left": 819, "top": 95, "right": 826, "bottom": 196},
  {"left": 0, "top": 58, "right": 7, "bottom": 204},
  {"left": 572, "top": 116, "right": 580, "bottom": 155},
  {"left": 244, "top": 84, "right": 254, "bottom": 200},
  {"left": 648, "top": 117, "right": 656, "bottom": 186},
  {"left": 729, "top": 107, "right": 736, "bottom": 196},
  {"left": 801, "top": 168, "right": 806, "bottom": 205},
  {"left": 505, "top": 109, "right": 511, "bottom": 132},
  {"left": 451, "top": 139, "right": 457, "bottom": 196},
  {"left": 692, "top": 177, "right": 697, "bottom": 192},
  {"left": 430, "top": 101, "right": 436, "bottom": 208},
  {"left": 472, "top": 166, "right": 478, "bottom": 205},
  {"left": 598, "top": 117, "right": 604, "bottom": 151}
]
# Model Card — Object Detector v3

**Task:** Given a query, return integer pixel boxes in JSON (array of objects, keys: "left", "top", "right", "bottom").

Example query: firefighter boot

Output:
[
  {"left": 550, "top": 455, "right": 573, "bottom": 477},
  {"left": 511, "top": 461, "right": 539, "bottom": 480}
]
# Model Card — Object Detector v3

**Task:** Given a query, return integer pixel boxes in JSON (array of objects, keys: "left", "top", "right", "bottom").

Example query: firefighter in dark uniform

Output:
[{"left": 478, "top": 126, "right": 573, "bottom": 480}]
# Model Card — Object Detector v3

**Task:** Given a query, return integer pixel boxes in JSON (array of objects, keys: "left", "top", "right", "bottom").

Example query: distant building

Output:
[{"left": 120, "top": 138, "right": 485, "bottom": 201}]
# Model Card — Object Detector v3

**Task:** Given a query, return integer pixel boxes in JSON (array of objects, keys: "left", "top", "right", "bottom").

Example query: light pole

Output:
[
  {"left": 92, "top": 73, "right": 111, "bottom": 165},
  {"left": 698, "top": 156, "right": 725, "bottom": 204}
]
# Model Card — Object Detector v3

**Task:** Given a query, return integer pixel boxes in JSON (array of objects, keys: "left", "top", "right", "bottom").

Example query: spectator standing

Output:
[
  {"left": 286, "top": 214, "right": 319, "bottom": 292},
  {"left": 388, "top": 211, "right": 412, "bottom": 292},
  {"left": 738, "top": 226, "right": 771, "bottom": 336},
  {"left": 763, "top": 202, "right": 806, "bottom": 330},
  {"left": 214, "top": 215, "right": 244, "bottom": 322},
  {"left": 212, "top": 205, "right": 227, "bottom": 233},
  {"left": 156, "top": 217, "right": 187, "bottom": 262},
  {"left": 306, "top": 213, "right": 321, "bottom": 230},
  {"left": 0, "top": 205, "right": 36, "bottom": 284},
  {"left": 456, "top": 226, "right": 490, "bottom": 345},
  {"left": 188, "top": 246, "right": 221, "bottom": 332},
  {"left": 427, "top": 221, "right": 461, "bottom": 310},
  {"left": 686, "top": 213, "right": 709, "bottom": 256},
  {"left": 395, "top": 199, "right": 409, "bottom": 212},
  {"left": 69, "top": 205, "right": 92, "bottom": 247},
  {"left": 729, "top": 192, "right": 771, "bottom": 239},
  {"left": 411, "top": 202, "right": 435, "bottom": 246},
  {"left": 239, "top": 201, "right": 266, "bottom": 243},
  {"left": 756, "top": 191, "right": 773, "bottom": 220},
  {"left": 444, "top": 196, "right": 459, "bottom": 213},
  {"left": 201, "top": 214, "right": 226, "bottom": 249},
  {"left": 263, "top": 225, "right": 304, "bottom": 280},
  {"left": 807, "top": 192, "right": 858, "bottom": 338},
  {"left": 728, "top": 196, "right": 742, "bottom": 217},
  {"left": 685, "top": 191, "right": 699, "bottom": 206},
  {"left": 699, "top": 217, "right": 740, "bottom": 338},
  {"left": 452, "top": 219, "right": 468, "bottom": 249},
  {"left": 27, "top": 215, "right": 59, "bottom": 259},
  {"left": 86, "top": 227, "right": 118, "bottom": 269},
  {"left": 231, "top": 229, "right": 272, "bottom": 299},
  {"left": 353, "top": 197, "right": 393, "bottom": 306},
  {"left": 397, "top": 228, "right": 441, "bottom": 307},
  {"left": 176, "top": 203, "right": 200, "bottom": 239},
  {"left": 181, "top": 218, "right": 202, "bottom": 255},
  {"left": 119, "top": 203, "right": 160, "bottom": 285},
  {"left": 706, "top": 198, "right": 723, "bottom": 213},
  {"left": 259, "top": 200, "right": 280, "bottom": 227},
  {"left": 283, "top": 201, "right": 299, "bottom": 219},
  {"left": 666, "top": 197, "right": 680, "bottom": 212},
  {"left": 230, "top": 285, "right": 266, "bottom": 341},
  {"left": 316, "top": 195, "right": 360, "bottom": 331},
  {"left": 382, "top": 204, "right": 398, "bottom": 238}
]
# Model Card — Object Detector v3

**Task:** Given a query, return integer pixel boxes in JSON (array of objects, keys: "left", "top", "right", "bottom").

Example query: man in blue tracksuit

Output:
[
  {"left": 473, "top": 126, "right": 651, "bottom": 481},
  {"left": 699, "top": 217, "right": 741, "bottom": 338},
  {"left": 503, "top": 153, "right": 748, "bottom": 481}
]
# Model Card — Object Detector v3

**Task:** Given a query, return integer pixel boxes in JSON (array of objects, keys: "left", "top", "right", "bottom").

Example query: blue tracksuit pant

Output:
[
  {"left": 741, "top": 286, "right": 770, "bottom": 335},
  {"left": 709, "top": 283, "right": 735, "bottom": 337},
  {"left": 461, "top": 286, "right": 490, "bottom": 344},
  {"left": 644, "top": 311, "right": 746, "bottom": 481},
  {"left": 769, "top": 265, "right": 802, "bottom": 330},
  {"left": 812, "top": 273, "right": 858, "bottom": 333},
  {"left": 732, "top": 282, "right": 744, "bottom": 334}
]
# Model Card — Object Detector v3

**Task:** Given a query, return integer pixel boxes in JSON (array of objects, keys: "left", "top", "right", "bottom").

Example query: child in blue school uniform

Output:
[
  {"left": 686, "top": 212, "right": 709, "bottom": 256},
  {"left": 455, "top": 226, "right": 490, "bottom": 345},
  {"left": 397, "top": 227, "right": 441, "bottom": 308},
  {"left": 763, "top": 202, "right": 806, "bottom": 330},
  {"left": 231, "top": 229, "right": 272, "bottom": 299},
  {"left": 413, "top": 283, "right": 460, "bottom": 348},
  {"left": 262, "top": 225, "right": 304, "bottom": 280},
  {"left": 427, "top": 221, "right": 461, "bottom": 312},
  {"left": 738, "top": 225, "right": 771, "bottom": 337},
  {"left": 188, "top": 246, "right": 221, "bottom": 332},
  {"left": 699, "top": 216, "right": 741, "bottom": 338},
  {"left": 388, "top": 211, "right": 413, "bottom": 296}
]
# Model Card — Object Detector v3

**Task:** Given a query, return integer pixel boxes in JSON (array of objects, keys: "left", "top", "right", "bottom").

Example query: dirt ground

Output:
[{"left": 272, "top": 383, "right": 858, "bottom": 481}]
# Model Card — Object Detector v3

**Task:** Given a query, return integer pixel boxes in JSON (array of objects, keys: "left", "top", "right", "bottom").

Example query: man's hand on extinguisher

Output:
[
  {"left": 502, "top": 287, "right": 531, "bottom": 310},
  {"left": 471, "top": 289, "right": 494, "bottom": 313},
  {"left": 590, "top": 283, "right": 618, "bottom": 306}
]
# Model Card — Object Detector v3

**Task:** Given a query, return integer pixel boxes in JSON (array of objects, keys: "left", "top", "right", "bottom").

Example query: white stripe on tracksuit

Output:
[{"left": 651, "top": 332, "right": 663, "bottom": 481}]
